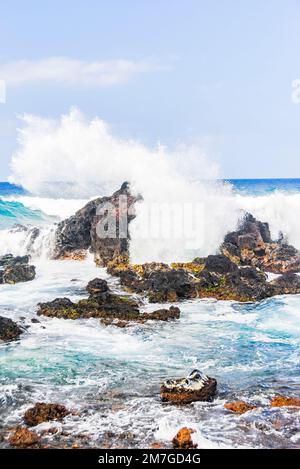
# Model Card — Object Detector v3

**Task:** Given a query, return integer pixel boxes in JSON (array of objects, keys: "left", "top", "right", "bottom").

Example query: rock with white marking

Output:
[{"left": 160, "top": 369, "right": 217, "bottom": 404}]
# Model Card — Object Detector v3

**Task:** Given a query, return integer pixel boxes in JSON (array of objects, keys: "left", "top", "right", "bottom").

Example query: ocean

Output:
[{"left": 0, "top": 179, "right": 300, "bottom": 448}]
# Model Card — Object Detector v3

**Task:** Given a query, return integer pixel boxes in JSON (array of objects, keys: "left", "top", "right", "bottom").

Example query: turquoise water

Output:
[{"left": 0, "top": 180, "right": 300, "bottom": 448}]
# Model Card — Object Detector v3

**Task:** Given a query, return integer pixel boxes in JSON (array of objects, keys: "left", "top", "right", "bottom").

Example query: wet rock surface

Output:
[
  {"left": 100, "top": 306, "right": 180, "bottom": 327},
  {"left": 53, "top": 182, "right": 139, "bottom": 266},
  {"left": 8, "top": 427, "right": 39, "bottom": 447},
  {"left": 172, "top": 427, "right": 197, "bottom": 449},
  {"left": 24, "top": 402, "right": 70, "bottom": 426},
  {"left": 0, "top": 316, "right": 23, "bottom": 342},
  {"left": 160, "top": 370, "right": 217, "bottom": 404},
  {"left": 224, "top": 400, "right": 256, "bottom": 413},
  {"left": 0, "top": 254, "right": 36, "bottom": 284},
  {"left": 270, "top": 395, "right": 300, "bottom": 407},
  {"left": 38, "top": 278, "right": 180, "bottom": 323}
]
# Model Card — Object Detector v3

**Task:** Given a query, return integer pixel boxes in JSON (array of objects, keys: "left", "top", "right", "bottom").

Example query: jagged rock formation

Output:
[
  {"left": 0, "top": 254, "right": 36, "bottom": 284},
  {"left": 221, "top": 213, "right": 300, "bottom": 273},
  {"left": 53, "top": 182, "right": 139, "bottom": 266},
  {"left": 107, "top": 214, "right": 300, "bottom": 303},
  {"left": 224, "top": 400, "right": 256, "bottom": 413}
]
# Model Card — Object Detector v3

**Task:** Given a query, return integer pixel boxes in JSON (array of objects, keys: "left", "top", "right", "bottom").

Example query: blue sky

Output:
[{"left": 1, "top": 0, "right": 300, "bottom": 180}]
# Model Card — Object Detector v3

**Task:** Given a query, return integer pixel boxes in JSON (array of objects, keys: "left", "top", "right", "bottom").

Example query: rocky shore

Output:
[
  {"left": 2, "top": 183, "right": 300, "bottom": 449},
  {"left": 51, "top": 184, "right": 300, "bottom": 304}
]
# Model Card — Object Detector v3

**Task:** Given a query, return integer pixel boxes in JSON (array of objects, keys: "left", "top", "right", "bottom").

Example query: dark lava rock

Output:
[
  {"left": 24, "top": 402, "right": 70, "bottom": 426},
  {"left": 160, "top": 369, "right": 217, "bottom": 404},
  {"left": 101, "top": 306, "right": 180, "bottom": 327},
  {"left": 53, "top": 182, "right": 140, "bottom": 266},
  {"left": 86, "top": 278, "right": 109, "bottom": 295},
  {"left": 0, "top": 254, "right": 36, "bottom": 284},
  {"left": 37, "top": 282, "right": 140, "bottom": 320},
  {"left": 8, "top": 427, "right": 39, "bottom": 447},
  {"left": 269, "top": 273, "right": 300, "bottom": 295},
  {"left": 221, "top": 213, "right": 300, "bottom": 274},
  {"left": 204, "top": 254, "right": 238, "bottom": 274},
  {"left": 140, "top": 306, "right": 180, "bottom": 321},
  {"left": 0, "top": 316, "right": 23, "bottom": 341}
]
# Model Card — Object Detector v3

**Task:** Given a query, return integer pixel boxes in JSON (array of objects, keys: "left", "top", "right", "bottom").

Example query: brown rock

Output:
[
  {"left": 24, "top": 402, "right": 69, "bottom": 426},
  {"left": 172, "top": 427, "right": 197, "bottom": 449},
  {"left": 224, "top": 400, "right": 256, "bottom": 413},
  {"left": 9, "top": 427, "right": 38, "bottom": 447},
  {"left": 161, "top": 370, "right": 217, "bottom": 404},
  {"left": 270, "top": 395, "right": 300, "bottom": 407}
]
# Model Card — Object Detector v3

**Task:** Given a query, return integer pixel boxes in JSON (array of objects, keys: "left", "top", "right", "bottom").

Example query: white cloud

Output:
[{"left": 0, "top": 57, "right": 162, "bottom": 87}]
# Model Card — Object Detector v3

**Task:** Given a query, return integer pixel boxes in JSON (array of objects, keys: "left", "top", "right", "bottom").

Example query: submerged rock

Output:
[
  {"left": 8, "top": 427, "right": 39, "bottom": 447},
  {"left": 24, "top": 402, "right": 70, "bottom": 426},
  {"left": 0, "top": 316, "right": 23, "bottom": 342},
  {"left": 100, "top": 306, "right": 180, "bottom": 327},
  {"left": 160, "top": 369, "right": 217, "bottom": 404},
  {"left": 172, "top": 427, "right": 197, "bottom": 449},
  {"left": 38, "top": 292, "right": 140, "bottom": 321},
  {"left": 0, "top": 253, "right": 35, "bottom": 284},
  {"left": 270, "top": 396, "right": 300, "bottom": 408},
  {"left": 224, "top": 400, "right": 256, "bottom": 413}
]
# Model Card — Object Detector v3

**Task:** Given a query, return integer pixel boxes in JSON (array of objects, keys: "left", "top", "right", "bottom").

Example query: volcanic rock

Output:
[
  {"left": 0, "top": 316, "right": 23, "bottom": 342},
  {"left": 0, "top": 254, "right": 36, "bottom": 284},
  {"left": 224, "top": 400, "right": 256, "bottom": 413},
  {"left": 53, "top": 182, "right": 140, "bottom": 266},
  {"left": 160, "top": 369, "right": 217, "bottom": 404},
  {"left": 24, "top": 402, "right": 70, "bottom": 426},
  {"left": 172, "top": 427, "right": 197, "bottom": 449},
  {"left": 8, "top": 427, "right": 39, "bottom": 447},
  {"left": 270, "top": 395, "right": 300, "bottom": 407},
  {"left": 221, "top": 213, "right": 300, "bottom": 274},
  {"left": 100, "top": 306, "right": 180, "bottom": 327}
]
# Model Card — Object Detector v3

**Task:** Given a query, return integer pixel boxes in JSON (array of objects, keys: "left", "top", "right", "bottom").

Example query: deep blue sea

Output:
[{"left": 0, "top": 179, "right": 300, "bottom": 449}]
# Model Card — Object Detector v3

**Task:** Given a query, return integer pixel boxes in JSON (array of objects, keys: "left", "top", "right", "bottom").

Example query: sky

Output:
[{"left": 1, "top": 0, "right": 300, "bottom": 180}]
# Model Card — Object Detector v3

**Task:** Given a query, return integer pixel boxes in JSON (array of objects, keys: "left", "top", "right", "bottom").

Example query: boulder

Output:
[
  {"left": 270, "top": 396, "right": 300, "bottom": 407},
  {"left": 24, "top": 402, "right": 70, "bottom": 426},
  {"left": 269, "top": 273, "right": 300, "bottom": 295},
  {"left": 172, "top": 427, "right": 197, "bottom": 449},
  {"left": 0, "top": 316, "right": 23, "bottom": 341},
  {"left": 224, "top": 400, "right": 256, "bottom": 413},
  {"left": 160, "top": 369, "right": 217, "bottom": 404},
  {"left": 8, "top": 427, "right": 39, "bottom": 447},
  {"left": 86, "top": 278, "right": 109, "bottom": 295}
]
